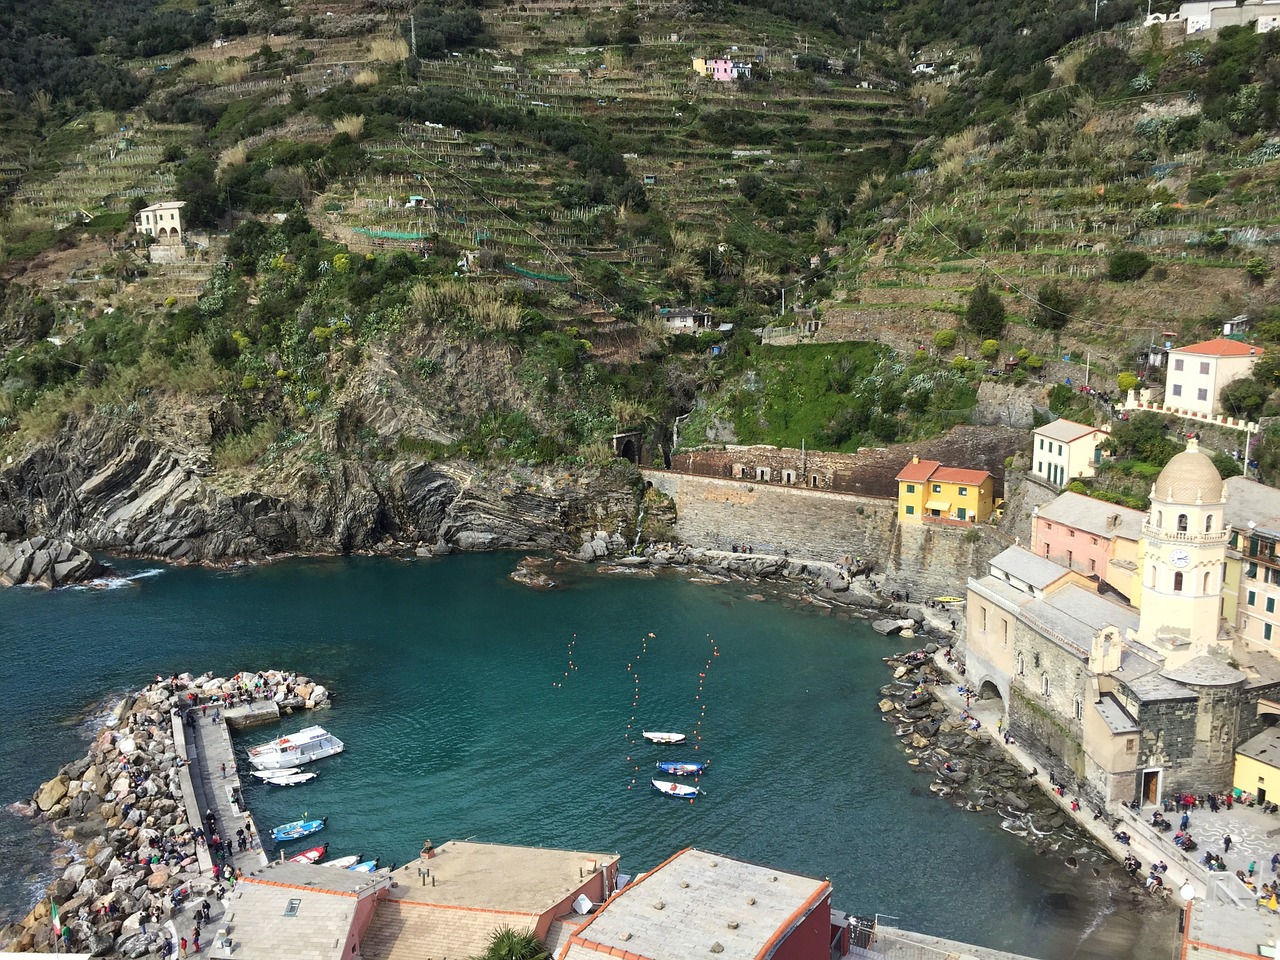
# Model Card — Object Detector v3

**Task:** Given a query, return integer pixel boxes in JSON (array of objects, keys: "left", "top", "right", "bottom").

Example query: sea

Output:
[{"left": 0, "top": 552, "right": 1175, "bottom": 959}]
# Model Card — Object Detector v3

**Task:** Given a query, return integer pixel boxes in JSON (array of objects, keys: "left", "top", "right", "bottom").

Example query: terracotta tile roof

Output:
[
  {"left": 895, "top": 459, "right": 940, "bottom": 482},
  {"left": 1172, "top": 338, "right": 1265, "bottom": 358},
  {"left": 931, "top": 466, "right": 992, "bottom": 485}
]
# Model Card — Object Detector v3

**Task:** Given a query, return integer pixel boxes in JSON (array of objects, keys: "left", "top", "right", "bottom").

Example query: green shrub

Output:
[
  {"left": 1107, "top": 250, "right": 1152, "bottom": 282},
  {"left": 933, "top": 328, "right": 958, "bottom": 350}
]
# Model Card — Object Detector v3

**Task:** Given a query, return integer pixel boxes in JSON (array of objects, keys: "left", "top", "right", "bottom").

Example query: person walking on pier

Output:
[
  {"left": 1224, "top": 834, "right": 1233, "bottom": 853},
  {"left": 180, "top": 936, "right": 188, "bottom": 959},
  {"left": 220, "top": 763, "right": 226, "bottom": 779}
]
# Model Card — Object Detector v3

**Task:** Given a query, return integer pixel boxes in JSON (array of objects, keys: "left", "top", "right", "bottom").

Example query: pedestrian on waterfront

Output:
[
  {"left": 1224, "top": 834, "right": 1233, "bottom": 853},
  {"left": 220, "top": 763, "right": 226, "bottom": 780},
  {"left": 1272, "top": 852, "right": 1279, "bottom": 875},
  {"left": 193, "top": 932, "right": 200, "bottom": 954},
  {"left": 201, "top": 704, "right": 207, "bottom": 718},
  {"left": 1180, "top": 813, "right": 1189, "bottom": 831},
  {"left": 180, "top": 936, "right": 188, "bottom": 959},
  {"left": 1250, "top": 860, "right": 1257, "bottom": 878}
]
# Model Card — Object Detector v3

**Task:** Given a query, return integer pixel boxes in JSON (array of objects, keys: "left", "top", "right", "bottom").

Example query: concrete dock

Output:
[{"left": 178, "top": 707, "right": 270, "bottom": 877}]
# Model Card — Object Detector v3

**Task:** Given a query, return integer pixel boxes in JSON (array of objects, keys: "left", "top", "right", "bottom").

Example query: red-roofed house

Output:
[
  {"left": 1165, "top": 338, "right": 1264, "bottom": 417},
  {"left": 895, "top": 456, "right": 995, "bottom": 524}
]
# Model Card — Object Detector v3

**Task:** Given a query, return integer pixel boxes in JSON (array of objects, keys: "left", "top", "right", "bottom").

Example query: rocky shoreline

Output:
[
  {"left": 0, "top": 535, "right": 107, "bottom": 588},
  {"left": 1, "top": 670, "right": 328, "bottom": 956},
  {"left": 878, "top": 645, "right": 1173, "bottom": 915}
]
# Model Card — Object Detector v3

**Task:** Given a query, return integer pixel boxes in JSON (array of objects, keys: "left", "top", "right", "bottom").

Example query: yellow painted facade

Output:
[
  {"left": 896, "top": 470, "right": 995, "bottom": 524},
  {"left": 1233, "top": 752, "right": 1278, "bottom": 803}
]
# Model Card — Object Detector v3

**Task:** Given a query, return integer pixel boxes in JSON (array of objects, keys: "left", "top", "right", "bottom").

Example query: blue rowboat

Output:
[
  {"left": 348, "top": 858, "right": 379, "bottom": 872},
  {"left": 652, "top": 778, "right": 701, "bottom": 799},
  {"left": 272, "top": 816, "right": 327, "bottom": 843},
  {"left": 656, "top": 761, "right": 705, "bottom": 776}
]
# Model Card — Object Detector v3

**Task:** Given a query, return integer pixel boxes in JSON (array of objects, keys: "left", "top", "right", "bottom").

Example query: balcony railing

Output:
[{"left": 1141, "top": 525, "right": 1232, "bottom": 544}]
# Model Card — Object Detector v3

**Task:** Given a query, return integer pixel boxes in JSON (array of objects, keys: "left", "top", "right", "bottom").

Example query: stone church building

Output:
[{"left": 965, "top": 440, "right": 1280, "bottom": 805}]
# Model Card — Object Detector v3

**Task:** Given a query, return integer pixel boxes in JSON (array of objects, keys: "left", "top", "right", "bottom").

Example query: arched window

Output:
[
  {"left": 1148, "top": 565, "right": 1157, "bottom": 588},
  {"left": 1042, "top": 674, "right": 1050, "bottom": 697},
  {"left": 1203, "top": 571, "right": 1211, "bottom": 593},
  {"left": 1205, "top": 514, "right": 1214, "bottom": 533},
  {"left": 1174, "top": 572, "right": 1184, "bottom": 592},
  {"left": 1177, "top": 514, "right": 1188, "bottom": 532},
  {"left": 1157, "top": 510, "right": 1164, "bottom": 528}
]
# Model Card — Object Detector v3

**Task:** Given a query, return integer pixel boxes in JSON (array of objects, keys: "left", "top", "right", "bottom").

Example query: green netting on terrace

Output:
[
  {"left": 505, "top": 263, "right": 570, "bottom": 282},
  {"left": 354, "top": 227, "right": 431, "bottom": 240}
]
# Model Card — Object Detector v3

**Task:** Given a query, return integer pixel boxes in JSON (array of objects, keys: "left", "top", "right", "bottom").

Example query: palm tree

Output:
[{"left": 473, "top": 926, "right": 549, "bottom": 960}]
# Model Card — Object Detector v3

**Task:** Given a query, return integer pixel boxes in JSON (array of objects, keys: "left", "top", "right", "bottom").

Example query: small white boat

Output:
[
  {"left": 260, "top": 771, "right": 317, "bottom": 787},
  {"left": 249, "top": 726, "right": 344, "bottom": 770},
  {"left": 643, "top": 731, "right": 686, "bottom": 744},
  {"left": 324, "top": 855, "right": 360, "bottom": 869},
  {"left": 652, "top": 778, "right": 701, "bottom": 798},
  {"left": 251, "top": 767, "right": 303, "bottom": 780},
  {"left": 349, "top": 858, "right": 379, "bottom": 872}
]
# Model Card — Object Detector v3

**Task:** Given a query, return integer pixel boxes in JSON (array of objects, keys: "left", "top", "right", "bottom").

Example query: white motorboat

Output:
[
  {"left": 652, "top": 778, "right": 701, "bottom": 798},
  {"left": 260, "top": 771, "right": 317, "bottom": 787},
  {"left": 324, "top": 855, "right": 360, "bottom": 869},
  {"left": 642, "top": 731, "right": 686, "bottom": 744},
  {"left": 248, "top": 726, "right": 344, "bottom": 770},
  {"left": 251, "top": 767, "right": 303, "bottom": 780}
]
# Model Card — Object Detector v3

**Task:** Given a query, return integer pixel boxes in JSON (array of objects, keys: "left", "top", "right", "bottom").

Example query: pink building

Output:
[
  {"left": 1032, "top": 491, "right": 1145, "bottom": 601},
  {"left": 692, "top": 57, "right": 752, "bottom": 81}
]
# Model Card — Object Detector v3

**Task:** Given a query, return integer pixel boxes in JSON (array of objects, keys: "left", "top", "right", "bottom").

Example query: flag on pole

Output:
[{"left": 51, "top": 899, "right": 62, "bottom": 938}]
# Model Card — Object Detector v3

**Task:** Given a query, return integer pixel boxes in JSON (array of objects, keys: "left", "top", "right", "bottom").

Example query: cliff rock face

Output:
[{"left": 0, "top": 409, "right": 640, "bottom": 564}]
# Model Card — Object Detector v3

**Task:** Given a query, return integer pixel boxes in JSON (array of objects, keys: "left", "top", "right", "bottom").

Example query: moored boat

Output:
[
  {"left": 288, "top": 843, "right": 328, "bottom": 864},
  {"left": 271, "top": 816, "right": 327, "bottom": 843},
  {"left": 349, "top": 858, "right": 379, "bottom": 872},
  {"left": 652, "top": 778, "right": 701, "bottom": 798},
  {"left": 642, "top": 731, "right": 686, "bottom": 744},
  {"left": 656, "top": 761, "right": 705, "bottom": 776},
  {"left": 249, "top": 726, "right": 345, "bottom": 770},
  {"left": 260, "top": 771, "right": 317, "bottom": 787},
  {"left": 324, "top": 855, "right": 360, "bottom": 869},
  {"left": 251, "top": 767, "right": 304, "bottom": 780}
]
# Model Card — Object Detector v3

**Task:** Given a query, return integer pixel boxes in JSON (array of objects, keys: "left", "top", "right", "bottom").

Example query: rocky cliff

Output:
[{"left": 0, "top": 404, "right": 642, "bottom": 565}]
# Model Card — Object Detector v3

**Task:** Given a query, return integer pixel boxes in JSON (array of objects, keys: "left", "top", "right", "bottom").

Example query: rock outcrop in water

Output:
[
  {"left": 0, "top": 535, "right": 106, "bottom": 587},
  {"left": 0, "top": 407, "right": 641, "bottom": 566}
]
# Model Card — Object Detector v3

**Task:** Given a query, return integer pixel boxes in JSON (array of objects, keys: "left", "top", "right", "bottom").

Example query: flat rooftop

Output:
[
  {"left": 561, "top": 848, "right": 829, "bottom": 960},
  {"left": 386, "top": 840, "right": 618, "bottom": 913}
]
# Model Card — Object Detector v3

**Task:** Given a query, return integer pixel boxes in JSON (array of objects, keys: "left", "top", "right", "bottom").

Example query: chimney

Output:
[
  {"left": 421, "top": 839, "right": 436, "bottom": 860},
  {"left": 1107, "top": 513, "right": 1119, "bottom": 530},
  {"left": 911, "top": 455, "right": 919, "bottom": 464}
]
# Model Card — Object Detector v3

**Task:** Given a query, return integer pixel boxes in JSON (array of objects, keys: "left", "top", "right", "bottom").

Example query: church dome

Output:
[{"left": 1152, "top": 439, "right": 1224, "bottom": 504}]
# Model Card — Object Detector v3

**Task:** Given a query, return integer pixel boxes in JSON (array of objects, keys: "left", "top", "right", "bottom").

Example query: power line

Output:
[{"left": 906, "top": 196, "right": 1130, "bottom": 332}]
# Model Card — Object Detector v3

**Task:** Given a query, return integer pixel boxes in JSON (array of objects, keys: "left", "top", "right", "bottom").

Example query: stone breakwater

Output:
[{"left": 0, "top": 669, "right": 329, "bottom": 957}]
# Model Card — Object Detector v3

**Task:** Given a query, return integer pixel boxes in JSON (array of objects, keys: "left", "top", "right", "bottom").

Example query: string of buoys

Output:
[
  {"left": 551, "top": 634, "right": 578, "bottom": 689},
  {"left": 687, "top": 633, "right": 718, "bottom": 803},
  {"left": 626, "top": 632, "right": 652, "bottom": 791}
]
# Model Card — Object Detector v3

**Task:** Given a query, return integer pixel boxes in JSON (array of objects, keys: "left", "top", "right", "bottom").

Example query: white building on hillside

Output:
[
  {"left": 1032, "top": 418, "right": 1111, "bottom": 488},
  {"left": 1164, "top": 337, "right": 1263, "bottom": 417}
]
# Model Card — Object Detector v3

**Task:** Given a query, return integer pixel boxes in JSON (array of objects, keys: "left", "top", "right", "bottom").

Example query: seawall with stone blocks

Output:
[{"left": 642, "top": 470, "right": 1011, "bottom": 597}]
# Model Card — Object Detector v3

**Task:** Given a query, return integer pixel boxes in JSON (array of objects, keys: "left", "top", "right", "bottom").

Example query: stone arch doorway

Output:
[{"left": 978, "top": 679, "right": 1004, "bottom": 706}]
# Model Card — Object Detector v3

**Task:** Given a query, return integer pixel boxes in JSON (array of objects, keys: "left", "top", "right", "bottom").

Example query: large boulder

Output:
[{"left": 34, "top": 776, "right": 69, "bottom": 812}]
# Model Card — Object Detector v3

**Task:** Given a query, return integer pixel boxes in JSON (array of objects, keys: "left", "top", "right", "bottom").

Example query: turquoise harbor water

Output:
[{"left": 0, "top": 553, "right": 1174, "bottom": 958}]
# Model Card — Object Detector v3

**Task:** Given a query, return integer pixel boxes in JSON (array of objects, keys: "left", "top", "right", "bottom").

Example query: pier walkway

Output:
[{"left": 181, "top": 707, "right": 270, "bottom": 878}]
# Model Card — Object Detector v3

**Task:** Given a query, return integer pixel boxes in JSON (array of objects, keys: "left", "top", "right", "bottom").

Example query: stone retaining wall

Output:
[{"left": 643, "top": 470, "right": 1011, "bottom": 597}]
